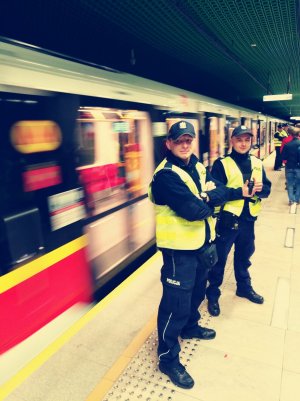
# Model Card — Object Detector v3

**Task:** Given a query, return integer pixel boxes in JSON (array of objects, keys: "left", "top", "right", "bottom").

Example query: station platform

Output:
[{"left": 1, "top": 153, "right": 300, "bottom": 401}]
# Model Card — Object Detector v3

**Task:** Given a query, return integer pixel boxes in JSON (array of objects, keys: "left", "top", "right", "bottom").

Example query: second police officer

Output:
[{"left": 206, "top": 125, "right": 272, "bottom": 317}]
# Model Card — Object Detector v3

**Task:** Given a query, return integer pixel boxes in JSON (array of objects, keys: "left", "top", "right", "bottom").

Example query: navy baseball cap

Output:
[
  {"left": 278, "top": 123, "right": 283, "bottom": 128},
  {"left": 231, "top": 125, "right": 253, "bottom": 137},
  {"left": 282, "top": 123, "right": 289, "bottom": 127},
  {"left": 167, "top": 121, "right": 196, "bottom": 140}
]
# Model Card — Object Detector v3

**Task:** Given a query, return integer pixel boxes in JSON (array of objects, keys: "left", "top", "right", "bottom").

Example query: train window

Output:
[
  {"left": 75, "top": 107, "right": 153, "bottom": 215},
  {"left": 203, "top": 114, "right": 238, "bottom": 166}
]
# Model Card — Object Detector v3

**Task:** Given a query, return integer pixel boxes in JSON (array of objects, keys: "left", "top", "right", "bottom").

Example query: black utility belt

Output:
[{"left": 217, "top": 210, "right": 239, "bottom": 230}]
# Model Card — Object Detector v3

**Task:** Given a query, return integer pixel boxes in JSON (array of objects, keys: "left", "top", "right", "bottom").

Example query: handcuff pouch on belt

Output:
[
  {"left": 217, "top": 210, "right": 239, "bottom": 230},
  {"left": 198, "top": 243, "right": 218, "bottom": 270}
]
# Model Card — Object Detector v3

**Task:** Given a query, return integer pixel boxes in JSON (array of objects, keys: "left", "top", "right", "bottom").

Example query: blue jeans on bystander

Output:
[{"left": 286, "top": 168, "right": 300, "bottom": 203}]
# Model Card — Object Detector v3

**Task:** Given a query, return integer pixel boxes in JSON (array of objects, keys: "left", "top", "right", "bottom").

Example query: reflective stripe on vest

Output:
[
  {"left": 148, "top": 159, "right": 216, "bottom": 250},
  {"left": 221, "top": 156, "right": 262, "bottom": 217}
]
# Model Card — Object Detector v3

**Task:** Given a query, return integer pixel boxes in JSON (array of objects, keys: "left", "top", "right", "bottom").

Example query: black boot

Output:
[
  {"left": 207, "top": 299, "right": 220, "bottom": 316},
  {"left": 159, "top": 362, "right": 194, "bottom": 389},
  {"left": 236, "top": 288, "right": 264, "bottom": 304},
  {"left": 181, "top": 325, "right": 216, "bottom": 340}
]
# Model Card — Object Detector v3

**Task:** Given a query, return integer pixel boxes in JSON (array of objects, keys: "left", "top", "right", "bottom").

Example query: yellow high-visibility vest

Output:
[
  {"left": 221, "top": 156, "right": 263, "bottom": 217},
  {"left": 148, "top": 159, "right": 216, "bottom": 250},
  {"left": 274, "top": 130, "right": 288, "bottom": 147}
]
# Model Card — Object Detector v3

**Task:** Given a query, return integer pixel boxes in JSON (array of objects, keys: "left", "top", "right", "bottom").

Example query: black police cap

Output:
[
  {"left": 167, "top": 121, "right": 196, "bottom": 140},
  {"left": 231, "top": 125, "right": 253, "bottom": 137}
]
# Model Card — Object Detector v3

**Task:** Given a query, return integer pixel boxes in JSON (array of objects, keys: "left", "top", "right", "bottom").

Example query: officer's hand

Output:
[
  {"left": 253, "top": 178, "right": 263, "bottom": 193},
  {"left": 205, "top": 181, "right": 216, "bottom": 191},
  {"left": 242, "top": 180, "right": 256, "bottom": 197}
]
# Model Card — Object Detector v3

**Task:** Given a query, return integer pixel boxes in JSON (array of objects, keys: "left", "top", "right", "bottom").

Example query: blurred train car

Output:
[{"left": 0, "top": 38, "right": 282, "bottom": 354}]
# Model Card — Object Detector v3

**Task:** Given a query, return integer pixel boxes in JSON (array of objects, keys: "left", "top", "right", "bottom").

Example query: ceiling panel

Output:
[{"left": 0, "top": 0, "right": 299, "bottom": 120}]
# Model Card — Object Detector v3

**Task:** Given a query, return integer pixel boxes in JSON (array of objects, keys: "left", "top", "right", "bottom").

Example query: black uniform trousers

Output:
[
  {"left": 274, "top": 146, "right": 283, "bottom": 170},
  {"left": 206, "top": 219, "right": 255, "bottom": 301},
  {"left": 157, "top": 248, "right": 209, "bottom": 367}
]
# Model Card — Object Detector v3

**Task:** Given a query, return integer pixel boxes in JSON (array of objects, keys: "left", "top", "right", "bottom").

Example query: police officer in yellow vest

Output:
[
  {"left": 274, "top": 123, "right": 288, "bottom": 170},
  {"left": 149, "top": 120, "right": 228, "bottom": 389},
  {"left": 206, "top": 125, "right": 271, "bottom": 317}
]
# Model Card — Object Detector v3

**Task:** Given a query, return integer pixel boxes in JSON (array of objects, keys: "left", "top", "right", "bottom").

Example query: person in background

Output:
[
  {"left": 280, "top": 124, "right": 293, "bottom": 190},
  {"left": 273, "top": 124, "right": 288, "bottom": 170},
  {"left": 206, "top": 125, "right": 272, "bottom": 317},
  {"left": 149, "top": 120, "right": 228, "bottom": 389},
  {"left": 280, "top": 124, "right": 293, "bottom": 161},
  {"left": 282, "top": 122, "right": 290, "bottom": 134},
  {"left": 281, "top": 128, "right": 300, "bottom": 205}
]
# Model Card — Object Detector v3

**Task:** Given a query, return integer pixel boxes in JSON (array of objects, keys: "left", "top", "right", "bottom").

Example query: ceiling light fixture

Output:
[
  {"left": 263, "top": 93, "right": 293, "bottom": 101},
  {"left": 263, "top": 69, "right": 293, "bottom": 102},
  {"left": 290, "top": 116, "right": 300, "bottom": 120}
]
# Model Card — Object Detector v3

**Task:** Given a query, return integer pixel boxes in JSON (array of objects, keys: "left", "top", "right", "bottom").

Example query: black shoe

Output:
[
  {"left": 159, "top": 362, "right": 194, "bottom": 389},
  {"left": 181, "top": 326, "right": 216, "bottom": 340},
  {"left": 207, "top": 299, "right": 220, "bottom": 316},
  {"left": 236, "top": 289, "right": 264, "bottom": 304}
]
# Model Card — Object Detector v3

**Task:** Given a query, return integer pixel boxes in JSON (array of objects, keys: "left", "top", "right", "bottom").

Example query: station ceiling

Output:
[{"left": 1, "top": 0, "right": 299, "bottom": 121}]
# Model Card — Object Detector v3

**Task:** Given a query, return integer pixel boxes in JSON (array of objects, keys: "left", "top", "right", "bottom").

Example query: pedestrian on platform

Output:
[
  {"left": 280, "top": 124, "right": 293, "bottom": 190},
  {"left": 282, "top": 122, "right": 290, "bottom": 134},
  {"left": 149, "top": 120, "right": 228, "bottom": 389},
  {"left": 273, "top": 124, "right": 288, "bottom": 170},
  {"left": 206, "top": 125, "right": 271, "bottom": 317},
  {"left": 281, "top": 129, "right": 300, "bottom": 205},
  {"left": 280, "top": 125, "right": 293, "bottom": 161}
]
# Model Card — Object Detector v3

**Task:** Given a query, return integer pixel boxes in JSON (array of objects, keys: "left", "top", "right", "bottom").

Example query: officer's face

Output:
[
  {"left": 166, "top": 134, "right": 195, "bottom": 163},
  {"left": 231, "top": 134, "right": 252, "bottom": 154}
]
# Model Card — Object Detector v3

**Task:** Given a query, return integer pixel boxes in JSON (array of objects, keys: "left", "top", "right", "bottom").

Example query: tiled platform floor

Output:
[{"left": 2, "top": 153, "right": 300, "bottom": 401}]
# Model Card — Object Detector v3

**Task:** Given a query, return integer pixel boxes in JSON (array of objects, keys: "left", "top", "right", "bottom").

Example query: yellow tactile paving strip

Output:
[{"left": 85, "top": 314, "right": 157, "bottom": 401}]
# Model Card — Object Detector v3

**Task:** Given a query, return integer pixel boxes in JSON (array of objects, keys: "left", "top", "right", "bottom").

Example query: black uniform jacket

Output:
[
  {"left": 210, "top": 149, "right": 272, "bottom": 221},
  {"left": 281, "top": 138, "right": 300, "bottom": 169},
  {"left": 151, "top": 151, "right": 228, "bottom": 223}
]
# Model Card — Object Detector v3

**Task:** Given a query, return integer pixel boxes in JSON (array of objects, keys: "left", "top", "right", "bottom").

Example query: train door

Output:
[
  {"left": 250, "top": 120, "right": 260, "bottom": 157},
  {"left": 204, "top": 113, "right": 226, "bottom": 167},
  {"left": 257, "top": 120, "right": 267, "bottom": 159},
  {"left": 75, "top": 104, "right": 155, "bottom": 287},
  {"left": 269, "top": 120, "right": 275, "bottom": 155}
]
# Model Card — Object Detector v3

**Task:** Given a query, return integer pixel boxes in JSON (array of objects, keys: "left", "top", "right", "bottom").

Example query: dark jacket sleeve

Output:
[
  {"left": 281, "top": 144, "right": 288, "bottom": 161},
  {"left": 151, "top": 170, "right": 214, "bottom": 221},
  {"left": 210, "top": 158, "right": 227, "bottom": 183}
]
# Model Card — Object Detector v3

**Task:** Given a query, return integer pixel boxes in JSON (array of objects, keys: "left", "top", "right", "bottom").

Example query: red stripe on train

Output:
[{"left": 0, "top": 248, "right": 93, "bottom": 354}]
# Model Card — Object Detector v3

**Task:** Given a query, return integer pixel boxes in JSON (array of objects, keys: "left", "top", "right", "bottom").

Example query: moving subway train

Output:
[{"left": 0, "top": 38, "right": 284, "bottom": 354}]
